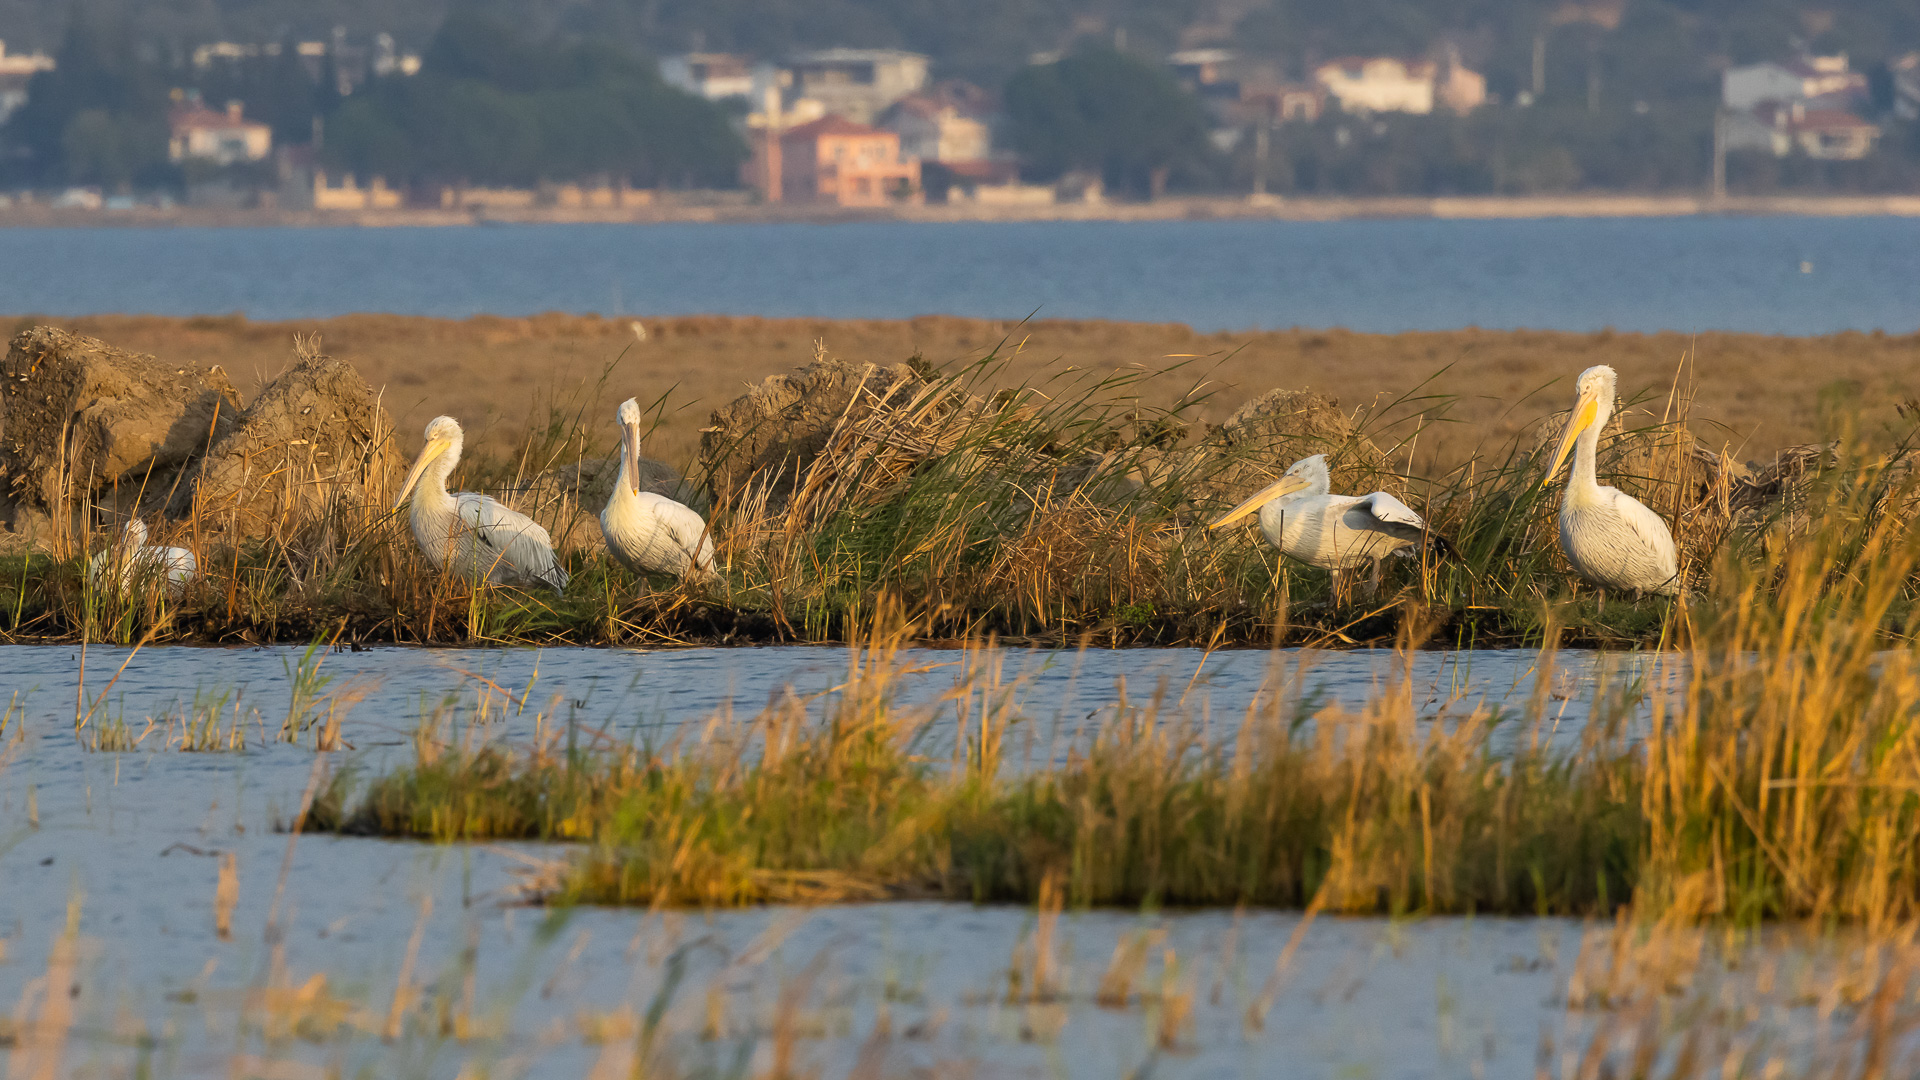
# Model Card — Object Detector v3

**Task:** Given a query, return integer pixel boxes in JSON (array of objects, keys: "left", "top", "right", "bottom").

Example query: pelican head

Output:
[
  {"left": 1543, "top": 365, "right": 1618, "bottom": 486},
  {"left": 395, "top": 416, "right": 465, "bottom": 509},
  {"left": 1209, "top": 454, "right": 1331, "bottom": 530},
  {"left": 122, "top": 518, "right": 148, "bottom": 548},
  {"left": 616, "top": 397, "right": 645, "bottom": 495}
]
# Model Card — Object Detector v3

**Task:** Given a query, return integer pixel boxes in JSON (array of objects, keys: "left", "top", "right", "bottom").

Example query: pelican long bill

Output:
[
  {"left": 1542, "top": 395, "right": 1600, "bottom": 487},
  {"left": 1208, "top": 473, "right": 1312, "bottom": 530},
  {"left": 395, "top": 437, "right": 449, "bottom": 509},
  {"left": 624, "top": 419, "right": 644, "bottom": 495}
]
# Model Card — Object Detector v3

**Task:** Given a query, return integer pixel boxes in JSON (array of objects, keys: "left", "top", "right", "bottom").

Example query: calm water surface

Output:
[
  {"left": 2, "top": 216, "right": 1915, "bottom": 333},
  {"left": 0, "top": 644, "right": 1855, "bottom": 1077}
]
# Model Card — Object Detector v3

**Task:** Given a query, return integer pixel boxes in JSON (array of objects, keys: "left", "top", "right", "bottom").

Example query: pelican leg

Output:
[
  {"left": 1596, "top": 588, "right": 1606, "bottom": 616},
  {"left": 1367, "top": 558, "right": 1383, "bottom": 599}
]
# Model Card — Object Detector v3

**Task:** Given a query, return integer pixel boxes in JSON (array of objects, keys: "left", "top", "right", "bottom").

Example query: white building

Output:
[
  {"left": 169, "top": 100, "right": 272, "bottom": 165},
  {"left": 784, "top": 49, "right": 929, "bottom": 124},
  {"left": 1724, "top": 100, "right": 1880, "bottom": 160},
  {"left": 878, "top": 81, "right": 996, "bottom": 162},
  {"left": 0, "top": 40, "right": 54, "bottom": 124},
  {"left": 661, "top": 53, "right": 780, "bottom": 103},
  {"left": 1313, "top": 53, "right": 1484, "bottom": 116},
  {"left": 1722, "top": 55, "right": 1865, "bottom": 111}
]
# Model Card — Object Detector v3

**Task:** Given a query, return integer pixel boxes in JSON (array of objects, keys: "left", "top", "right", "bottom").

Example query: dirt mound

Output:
[
  {"left": 699, "top": 353, "right": 934, "bottom": 509},
  {"left": 0, "top": 325, "right": 240, "bottom": 519},
  {"left": 503, "top": 452, "right": 690, "bottom": 552},
  {"left": 180, "top": 338, "right": 400, "bottom": 539},
  {"left": 1180, "top": 389, "right": 1393, "bottom": 509}
]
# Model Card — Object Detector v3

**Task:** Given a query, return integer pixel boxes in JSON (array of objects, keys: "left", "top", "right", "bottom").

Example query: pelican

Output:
[
  {"left": 87, "top": 519, "right": 195, "bottom": 599},
  {"left": 600, "top": 398, "right": 717, "bottom": 581},
  {"left": 1208, "top": 454, "right": 1446, "bottom": 578},
  {"left": 1542, "top": 365, "right": 1680, "bottom": 598},
  {"left": 394, "top": 416, "right": 568, "bottom": 594}
]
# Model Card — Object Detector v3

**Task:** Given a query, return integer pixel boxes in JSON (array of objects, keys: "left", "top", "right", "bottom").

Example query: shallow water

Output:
[{"left": 0, "top": 643, "right": 1874, "bottom": 1078}]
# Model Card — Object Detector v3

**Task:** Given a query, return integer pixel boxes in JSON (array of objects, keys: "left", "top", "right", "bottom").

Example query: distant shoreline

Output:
[{"left": 3, "top": 192, "right": 1919, "bottom": 227}]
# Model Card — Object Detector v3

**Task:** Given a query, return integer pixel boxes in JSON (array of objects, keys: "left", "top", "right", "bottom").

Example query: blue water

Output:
[{"left": 3, "top": 216, "right": 1916, "bottom": 333}]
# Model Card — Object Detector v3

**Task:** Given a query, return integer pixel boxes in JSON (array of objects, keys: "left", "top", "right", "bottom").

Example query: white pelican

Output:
[
  {"left": 1208, "top": 454, "right": 1446, "bottom": 577},
  {"left": 600, "top": 398, "right": 717, "bottom": 581},
  {"left": 394, "top": 416, "right": 569, "bottom": 595},
  {"left": 87, "top": 519, "right": 195, "bottom": 600},
  {"left": 1542, "top": 365, "right": 1680, "bottom": 598}
]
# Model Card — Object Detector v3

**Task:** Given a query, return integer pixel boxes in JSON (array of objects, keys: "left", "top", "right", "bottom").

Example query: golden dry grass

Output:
[{"left": 22, "top": 312, "right": 1918, "bottom": 470}]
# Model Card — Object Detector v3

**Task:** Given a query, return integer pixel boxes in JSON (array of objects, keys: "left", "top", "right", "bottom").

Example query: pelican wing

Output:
[
  {"left": 610, "top": 493, "right": 717, "bottom": 579},
  {"left": 647, "top": 494, "right": 719, "bottom": 576},
  {"left": 455, "top": 492, "right": 569, "bottom": 594},
  {"left": 1353, "top": 491, "right": 1429, "bottom": 542},
  {"left": 1611, "top": 490, "right": 1681, "bottom": 594}
]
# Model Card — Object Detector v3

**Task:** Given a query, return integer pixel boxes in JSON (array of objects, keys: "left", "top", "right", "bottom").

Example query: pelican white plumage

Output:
[
  {"left": 600, "top": 398, "right": 717, "bottom": 581},
  {"left": 87, "top": 519, "right": 196, "bottom": 599},
  {"left": 1208, "top": 454, "right": 1445, "bottom": 573},
  {"left": 394, "top": 416, "right": 569, "bottom": 594},
  {"left": 1542, "top": 365, "right": 1680, "bottom": 598}
]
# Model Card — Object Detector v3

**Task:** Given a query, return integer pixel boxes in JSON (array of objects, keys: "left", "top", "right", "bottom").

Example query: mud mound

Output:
[
  {"left": 504, "top": 452, "right": 690, "bottom": 552},
  {"left": 0, "top": 325, "right": 240, "bottom": 516},
  {"left": 699, "top": 354, "right": 933, "bottom": 509},
  {"left": 181, "top": 339, "right": 400, "bottom": 539},
  {"left": 1182, "top": 389, "right": 1393, "bottom": 509}
]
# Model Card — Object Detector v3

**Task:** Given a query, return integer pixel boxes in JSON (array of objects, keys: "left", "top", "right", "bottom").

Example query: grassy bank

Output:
[
  {"left": 303, "top": 449, "right": 1920, "bottom": 923},
  {"left": 3, "top": 341, "right": 1914, "bottom": 649}
]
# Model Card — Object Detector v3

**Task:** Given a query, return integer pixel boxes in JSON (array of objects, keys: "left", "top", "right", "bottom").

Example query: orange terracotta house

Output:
[{"left": 749, "top": 115, "right": 921, "bottom": 206}]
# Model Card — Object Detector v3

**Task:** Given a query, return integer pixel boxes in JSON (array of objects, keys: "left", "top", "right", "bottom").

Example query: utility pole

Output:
[
  {"left": 1586, "top": 40, "right": 1600, "bottom": 111},
  {"left": 1252, "top": 108, "right": 1270, "bottom": 198},
  {"left": 761, "top": 85, "right": 783, "bottom": 203},
  {"left": 1711, "top": 110, "right": 1727, "bottom": 201}
]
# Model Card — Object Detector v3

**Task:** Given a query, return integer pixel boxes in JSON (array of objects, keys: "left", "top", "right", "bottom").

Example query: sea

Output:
[{"left": 1, "top": 214, "right": 1915, "bottom": 333}]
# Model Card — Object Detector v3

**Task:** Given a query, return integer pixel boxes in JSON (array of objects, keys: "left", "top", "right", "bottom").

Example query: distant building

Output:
[
  {"left": 784, "top": 49, "right": 929, "bottom": 124},
  {"left": 169, "top": 100, "right": 272, "bottom": 165},
  {"left": 0, "top": 40, "right": 55, "bottom": 124},
  {"left": 1724, "top": 100, "right": 1880, "bottom": 160},
  {"left": 1722, "top": 55, "right": 1865, "bottom": 111},
  {"left": 878, "top": 81, "right": 997, "bottom": 163},
  {"left": 1315, "top": 57, "right": 1436, "bottom": 114},
  {"left": 1314, "top": 54, "right": 1484, "bottom": 116},
  {"left": 312, "top": 171, "right": 403, "bottom": 210},
  {"left": 1895, "top": 53, "right": 1920, "bottom": 121},
  {"left": 1168, "top": 49, "right": 1241, "bottom": 100},
  {"left": 748, "top": 115, "right": 920, "bottom": 206},
  {"left": 1238, "top": 82, "right": 1327, "bottom": 124},
  {"left": 661, "top": 53, "right": 779, "bottom": 102}
]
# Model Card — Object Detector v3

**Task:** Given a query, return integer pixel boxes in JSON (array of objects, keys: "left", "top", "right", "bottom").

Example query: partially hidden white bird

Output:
[
  {"left": 394, "top": 416, "right": 569, "bottom": 594},
  {"left": 600, "top": 398, "right": 717, "bottom": 582},
  {"left": 87, "top": 519, "right": 196, "bottom": 600},
  {"left": 1208, "top": 454, "right": 1447, "bottom": 574},
  {"left": 1542, "top": 365, "right": 1680, "bottom": 598}
]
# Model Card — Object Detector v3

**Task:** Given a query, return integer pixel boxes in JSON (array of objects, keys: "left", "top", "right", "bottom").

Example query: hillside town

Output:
[{"left": 0, "top": 7, "right": 1917, "bottom": 214}]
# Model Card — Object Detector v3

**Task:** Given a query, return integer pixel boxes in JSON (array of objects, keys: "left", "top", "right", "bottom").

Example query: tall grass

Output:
[{"left": 0, "top": 347, "right": 1908, "bottom": 648}]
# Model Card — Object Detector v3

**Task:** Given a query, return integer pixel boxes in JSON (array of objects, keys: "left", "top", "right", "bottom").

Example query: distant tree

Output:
[
  {"left": 5, "top": 11, "right": 171, "bottom": 184},
  {"left": 1004, "top": 48, "right": 1214, "bottom": 197},
  {"left": 322, "top": 12, "right": 746, "bottom": 188}
]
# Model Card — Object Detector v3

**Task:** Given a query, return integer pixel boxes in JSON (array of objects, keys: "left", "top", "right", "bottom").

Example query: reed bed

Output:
[
  {"left": 2, "top": 348, "right": 1909, "bottom": 650},
  {"left": 303, "top": 437, "right": 1920, "bottom": 925}
]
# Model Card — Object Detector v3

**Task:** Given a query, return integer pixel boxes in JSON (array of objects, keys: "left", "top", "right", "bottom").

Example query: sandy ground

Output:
[{"left": 18, "top": 312, "right": 1917, "bottom": 471}]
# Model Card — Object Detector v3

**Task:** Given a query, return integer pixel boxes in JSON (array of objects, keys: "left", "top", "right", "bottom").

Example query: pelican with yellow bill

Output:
[
  {"left": 1541, "top": 365, "right": 1679, "bottom": 599},
  {"left": 600, "top": 397, "right": 718, "bottom": 582},
  {"left": 393, "top": 415, "right": 569, "bottom": 594},
  {"left": 1208, "top": 454, "right": 1449, "bottom": 584}
]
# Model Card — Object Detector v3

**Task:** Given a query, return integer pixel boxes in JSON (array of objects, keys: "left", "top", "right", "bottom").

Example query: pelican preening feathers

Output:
[
  {"left": 1542, "top": 365, "right": 1681, "bottom": 598},
  {"left": 599, "top": 398, "right": 717, "bottom": 582},
  {"left": 1209, "top": 454, "right": 1449, "bottom": 574},
  {"left": 87, "top": 519, "right": 196, "bottom": 599},
  {"left": 395, "top": 416, "right": 570, "bottom": 595}
]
